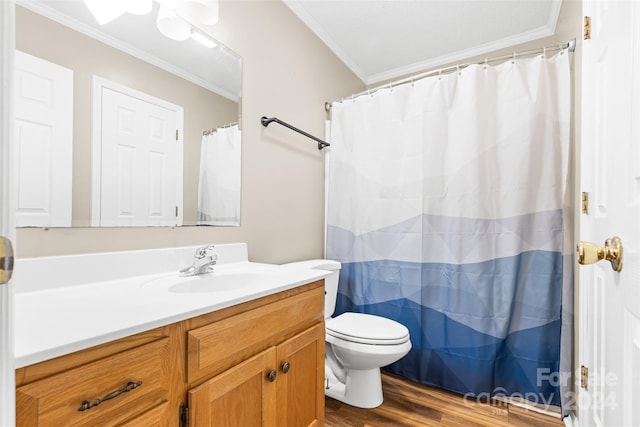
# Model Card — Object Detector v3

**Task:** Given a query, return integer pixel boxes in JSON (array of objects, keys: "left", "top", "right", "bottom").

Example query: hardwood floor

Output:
[{"left": 325, "top": 372, "right": 566, "bottom": 427}]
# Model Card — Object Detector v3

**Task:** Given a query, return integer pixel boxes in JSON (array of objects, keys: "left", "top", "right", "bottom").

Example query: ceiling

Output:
[
  {"left": 18, "top": 0, "right": 242, "bottom": 101},
  {"left": 283, "top": 0, "right": 563, "bottom": 85},
  {"left": 20, "top": 0, "right": 563, "bottom": 92}
]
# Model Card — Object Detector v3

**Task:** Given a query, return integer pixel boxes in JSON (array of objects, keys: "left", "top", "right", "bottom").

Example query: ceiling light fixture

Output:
[
  {"left": 182, "top": 0, "right": 219, "bottom": 26},
  {"left": 128, "top": 0, "right": 154, "bottom": 16},
  {"left": 83, "top": 0, "right": 220, "bottom": 46},
  {"left": 156, "top": 5, "right": 191, "bottom": 41},
  {"left": 82, "top": 0, "right": 128, "bottom": 25},
  {"left": 190, "top": 31, "right": 217, "bottom": 48}
]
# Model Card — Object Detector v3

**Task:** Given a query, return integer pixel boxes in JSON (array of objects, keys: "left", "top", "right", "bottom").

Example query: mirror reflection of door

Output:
[
  {"left": 92, "top": 77, "right": 184, "bottom": 227},
  {"left": 14, "top": 50, "right": 73, "bottom": 227}
]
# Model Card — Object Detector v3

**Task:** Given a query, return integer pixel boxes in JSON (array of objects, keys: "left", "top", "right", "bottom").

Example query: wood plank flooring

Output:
[{"left": 325, "top": 372, "right": 566, "bottom": 427}]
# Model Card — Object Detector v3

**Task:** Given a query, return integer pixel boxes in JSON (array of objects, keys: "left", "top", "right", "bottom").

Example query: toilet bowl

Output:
[{"left": 282, "top": 259, "right": 411, "bottom": 408}]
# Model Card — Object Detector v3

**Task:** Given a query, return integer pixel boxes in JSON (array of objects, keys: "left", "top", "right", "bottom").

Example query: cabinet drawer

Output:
[
  {"left": 16, "top": 338, "right": 170, "bottom": 426},
  {"left": 187, "top": 283, "right": 324, "bottom": 383},
  {"left": 121, "top": 401, "right": 169, "bottom": 426}
]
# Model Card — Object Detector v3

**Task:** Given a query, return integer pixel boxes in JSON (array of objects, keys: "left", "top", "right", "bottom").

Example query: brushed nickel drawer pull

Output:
[{"left": 78, "top": 380, "right": 142, "bottom": 411}]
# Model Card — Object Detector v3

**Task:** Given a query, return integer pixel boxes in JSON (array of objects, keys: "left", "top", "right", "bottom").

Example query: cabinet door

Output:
[
  {"left": 276, "top": 323, "right": 325, "bottom": 427},
  {"left": 188, "top": 347, "right": 277, "bottom": 426}
]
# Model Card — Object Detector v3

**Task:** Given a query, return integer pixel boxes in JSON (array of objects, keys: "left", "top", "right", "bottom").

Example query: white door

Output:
[
  {"left": 0, "top": 1, "right": 16, "bottom": 425},
  {"left": 14, "top": 50, "right": 73, "bottom": 227},
  {"left": 93, "top": 78, "right": 183, "bottom": 227},
  {"left": 579, "top": 0, "right": 640, "bottom": 426}
]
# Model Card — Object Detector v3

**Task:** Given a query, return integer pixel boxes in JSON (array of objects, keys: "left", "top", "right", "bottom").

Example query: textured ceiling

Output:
[{"left": 283, "top": 0, "right": 563, "bottom": 85}]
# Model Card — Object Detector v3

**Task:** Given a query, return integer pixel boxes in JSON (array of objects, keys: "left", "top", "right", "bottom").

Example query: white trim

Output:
[
  {"left": 366, "top": 26, "right": 556, "bottom": 85},
  {"left": 563, "top": 409, "right": 579, "bottom": 427},
  {"left": 282, "top": 0, "right": 368, "bottom": 83},
  {"left": 91, "top": 76, "right": 184, "bottom": 226},
  {"left": 492, "top": 396, "right": 562, "bottom": 419},
  {"left": 547, "top": 0, "right": 563, "bottom": 33},
  {"left": 0, "top": 1, "right": 16, "bottom": 425}
]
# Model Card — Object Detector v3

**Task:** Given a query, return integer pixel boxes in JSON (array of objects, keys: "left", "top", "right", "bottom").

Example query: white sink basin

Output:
[
  {"left": 169, "top": 272, "right": 267, "bottom": 293},
  {"left": 140, "top": 263, "right": 281, "bottom": 293}
]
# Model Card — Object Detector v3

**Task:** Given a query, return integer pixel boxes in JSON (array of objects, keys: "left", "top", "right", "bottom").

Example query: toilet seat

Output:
[{"left": 326, "top": 313, "right": 409, "bottom": 345}]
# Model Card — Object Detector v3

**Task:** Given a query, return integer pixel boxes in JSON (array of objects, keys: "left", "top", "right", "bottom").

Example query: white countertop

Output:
[{"left": 13, "top": 244, "right": 329, "bottom": 368}]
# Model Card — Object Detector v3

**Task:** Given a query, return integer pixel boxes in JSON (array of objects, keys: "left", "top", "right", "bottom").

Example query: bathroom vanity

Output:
[{"left": 13, "top": 244, "right": 327, "bottom": 426}]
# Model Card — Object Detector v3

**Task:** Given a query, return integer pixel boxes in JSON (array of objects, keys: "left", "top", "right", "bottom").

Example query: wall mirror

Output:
[{"left": 14, "top": 0, "right": 242, "bottom": 227}]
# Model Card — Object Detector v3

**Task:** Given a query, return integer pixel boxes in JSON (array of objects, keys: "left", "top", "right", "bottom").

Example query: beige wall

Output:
[
  {"left": 16, "top": 6, "right": 238, "bottom": 227},
  {"left": 15, "top": 0, "right": 365, "bottom": 263},
  {"left": 15, "top": 1, "right": 581, "bottom": 267}
]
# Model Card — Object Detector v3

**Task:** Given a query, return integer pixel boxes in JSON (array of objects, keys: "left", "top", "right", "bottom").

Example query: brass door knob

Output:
[
  {"left": 281, "top": 361, "right": 290, "bottom": 374},
  {"left": 266, "top": 369, "right": 277, "bottom": 382},
  {"left": 0, "top": 236, "right": 14, "bottom": 285},
  {"left": 576, "top": 236, "right": 623, "bottom": 272}
]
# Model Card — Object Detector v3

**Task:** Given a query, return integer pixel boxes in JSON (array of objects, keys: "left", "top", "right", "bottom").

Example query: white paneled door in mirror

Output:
[
  {"left": 14, "top": 50, "right": 72, "bottom": 227},
  {"left": 93, "top": 78, "right": 183, "bottom": 227}
]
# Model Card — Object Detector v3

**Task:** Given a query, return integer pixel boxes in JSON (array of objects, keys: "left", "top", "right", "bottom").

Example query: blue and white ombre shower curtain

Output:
[{"left": 326, "top": 50, "right": 573, "bottom": 413}]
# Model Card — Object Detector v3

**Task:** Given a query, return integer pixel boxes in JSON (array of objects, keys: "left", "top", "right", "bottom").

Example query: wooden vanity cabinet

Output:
[
  {"left": 187, "top": 323, "right": 325, "bottom": 426},
  {"left": 15, "top": 280, "right": 325, "bottom": 427},
  {"left": 185, "top": 281, "right": 325, "bottom": 426},
  {"left": 15, "top": 326, "right": 181, "bottom": 426}
]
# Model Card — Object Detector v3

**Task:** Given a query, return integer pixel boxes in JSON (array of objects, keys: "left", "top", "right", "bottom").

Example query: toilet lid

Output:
[{"left": 326, "top": 313, "right": 410, "bottom": 345}]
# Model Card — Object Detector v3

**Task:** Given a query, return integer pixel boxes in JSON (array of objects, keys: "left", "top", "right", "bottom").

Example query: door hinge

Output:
[
  {"left": 176, "top": 129, "right": 179, "bottom": 140},
  {"left": 581, "top": 365, "right": 589, "bottom": 389},
  {"left": 584, "top": 16, "right": 591, "bottom": 40},
  {"left": 582, "top": 192, "right": 589, "bottom": 214},
  {"left": 180, "top": 403, "right": 188, "bottom": 427}
]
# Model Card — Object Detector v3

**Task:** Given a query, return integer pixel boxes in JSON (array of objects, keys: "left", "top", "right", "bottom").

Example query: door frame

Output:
[
  {"left": 91, "top": 76, "right": 184, "bottom": 226},
  {"left": 0, "top": 1, "right": 16, "bottom": 425}
]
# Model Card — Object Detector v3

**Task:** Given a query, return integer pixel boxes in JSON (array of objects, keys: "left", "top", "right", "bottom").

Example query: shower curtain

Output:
[
  {"left": 326, "top": 51, "right": 573, "bottom": 413},
  {"left": 197, "top": 125, "right": 241, "bottom": 226}
]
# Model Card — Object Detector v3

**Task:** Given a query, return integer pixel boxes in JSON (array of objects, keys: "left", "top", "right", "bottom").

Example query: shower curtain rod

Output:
[
  {"left": 326, "top": 38, "right": 577, "bottom": 111},
  {"left": 202, "top": 121, "right": 238, "bottom": 135},
  {"left": 261, "top": 116, "right": 330, "bottom": 150}
]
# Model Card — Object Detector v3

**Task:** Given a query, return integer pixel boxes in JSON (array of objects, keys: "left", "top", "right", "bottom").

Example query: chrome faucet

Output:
[{"left": 179, "top": 245, "right": 218, "bottom": 276}]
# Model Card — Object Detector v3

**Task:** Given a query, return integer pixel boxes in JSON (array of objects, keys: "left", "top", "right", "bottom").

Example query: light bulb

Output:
[
  {"left": 182, "top": 0, "right": 219, "bottom": 26},
  {"left": 156, "top": 6, "right": 191, "bottom": 41},
  {"left": 83, "top": 0, "right": 128, "bottom": 25},
  {"left": 128, "top": 0, "right": 153, "bottom": 16}
]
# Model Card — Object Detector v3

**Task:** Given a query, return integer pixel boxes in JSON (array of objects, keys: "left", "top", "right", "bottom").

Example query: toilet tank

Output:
[{"left": 281, "top": 259, "right": 341, "bottom": 319}]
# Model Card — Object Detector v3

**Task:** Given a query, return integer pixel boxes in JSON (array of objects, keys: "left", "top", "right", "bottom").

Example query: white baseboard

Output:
[{"left": 563, "top": 409, "right": 578, "bottom": 427}]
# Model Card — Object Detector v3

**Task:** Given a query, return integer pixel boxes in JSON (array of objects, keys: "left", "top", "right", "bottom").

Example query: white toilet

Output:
[{"left": 284, "top": 259, "right": 411, "bottom": 408}]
